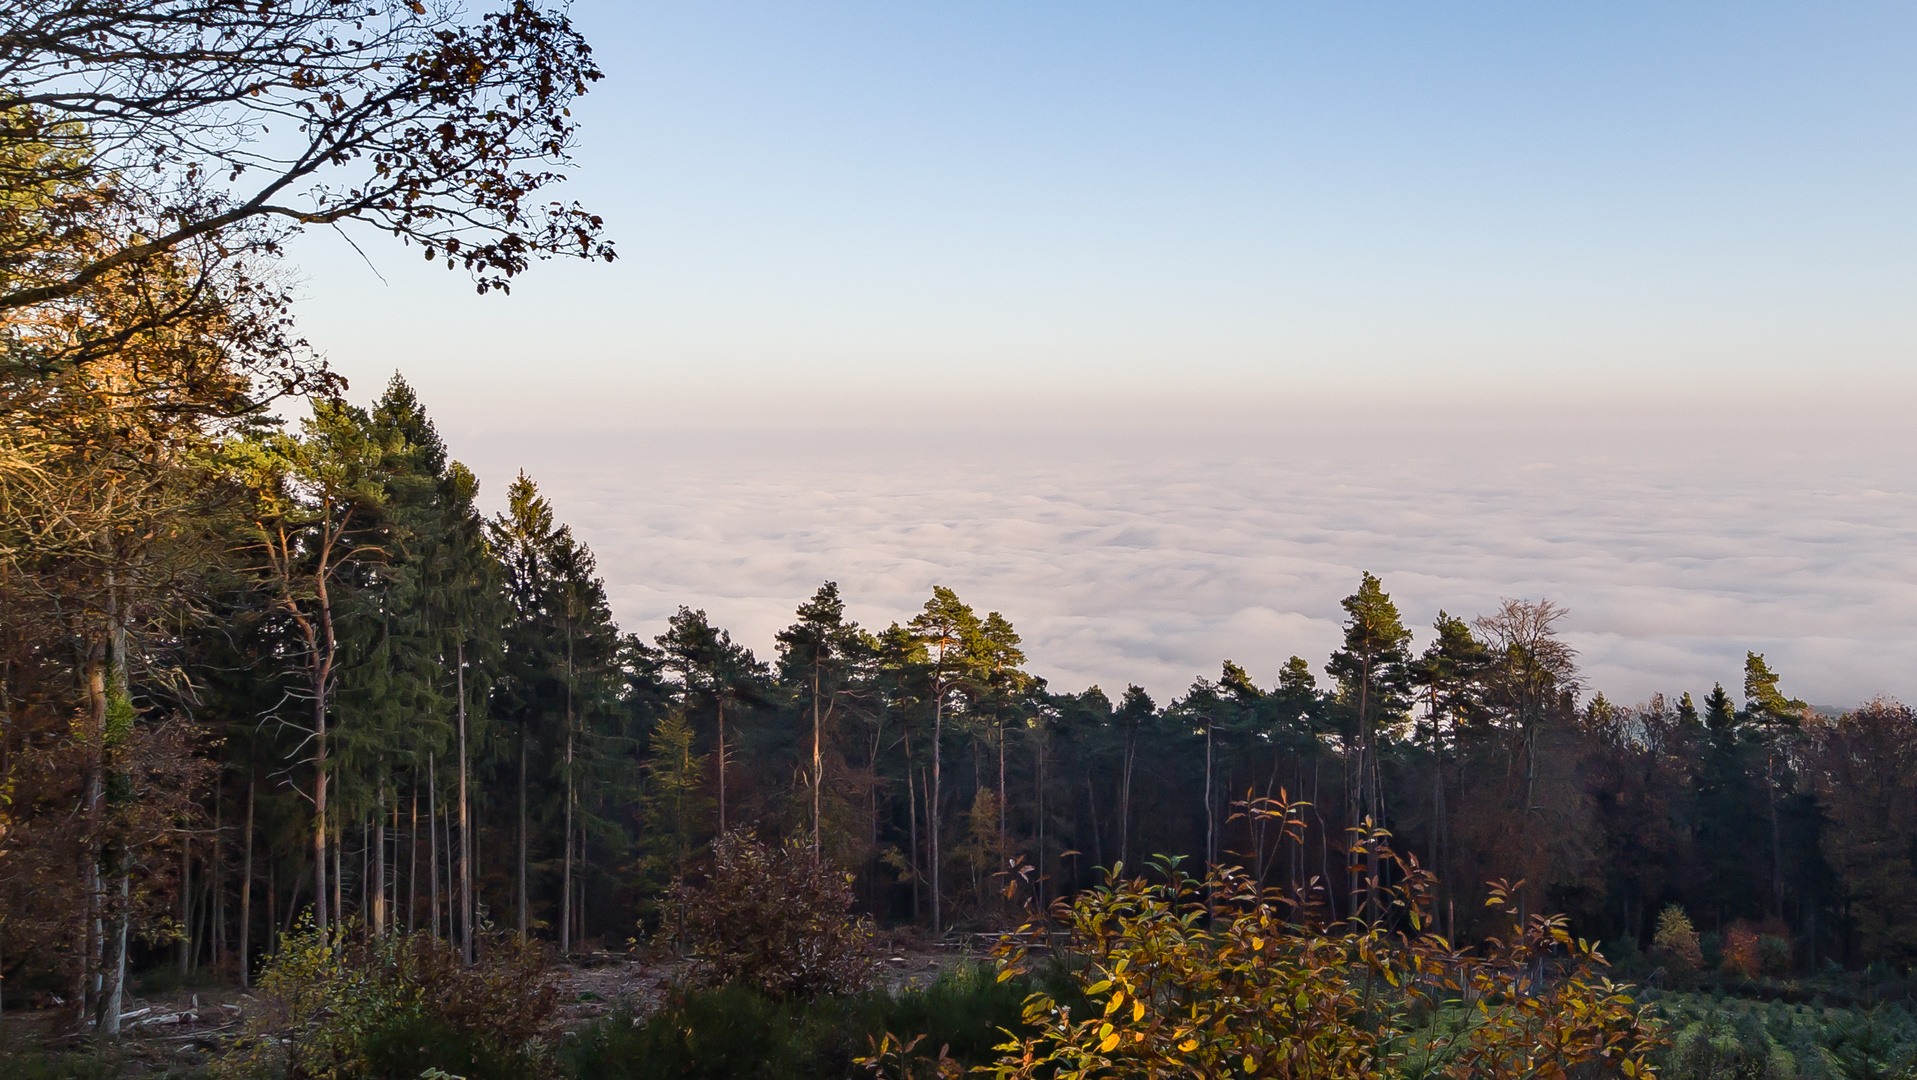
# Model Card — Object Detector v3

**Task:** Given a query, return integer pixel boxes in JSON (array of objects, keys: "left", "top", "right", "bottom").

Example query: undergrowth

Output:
[
  {"left": 563, "top": 962, "right": 1051, "bottom": 1080},
  {"left": 1648, "top": 994, "right": 1917, "bottom": 1080}
]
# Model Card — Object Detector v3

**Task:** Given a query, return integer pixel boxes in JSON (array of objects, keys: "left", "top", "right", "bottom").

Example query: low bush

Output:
[
  {"left": 1650, "top": 995, "right": 1917, "bottom": 1080},
  {"left": 671, "top": 829, "right": 879, "bottom": 999},
  {"left": 973, "top": 803, "right": 1662, "bottom": 1080},
  {"left": 562, "top": 963, "right": 1033, "bottom": 1080},
  {"left": 215, "top": 922, "right": 557, "bottom": 1080}
]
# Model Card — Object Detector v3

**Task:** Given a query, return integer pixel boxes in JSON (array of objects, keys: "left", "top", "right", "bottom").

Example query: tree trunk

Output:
[
  {"left": 931, "top": 695, "right": 943, "bottom": 935},
  {"left": 1119, "top": 720, "right": 1135, "bottom": 871},
  {"left": 374, "top": 778, "right": 388, "bottom": 936},
  {"left": 998, "top": 719, "right": 1007, "bottom": 867},
  {"left": 1085, "top": 772, "right": 1102, "bottom": 875},
  {"left": 812, "top": 662, "right": 822, "bottom": 863},
  {"left": 1204, "top": 719, "right": 1215, "bottom": 869},
  {"left": 178, "top": 835, "right": 191, "bottom": 977},
  {"left": 428, "top": 752, "right": 440, "bottom": 941},
  {"left": 517, "top": 731, "right": 527, "bottom": 941},
  {"left": 907, "top": 761, "right": 919, "bottom": 924},
  {"left": 240, "top": 772, "right": 256, "bottom": 987},
  {"left": 212, "top": 790, "right": 226, "bottom": 970},
  {"left": 716, "top": 700, "right": 727, "bottom": 833},
  {"left": 313, "top": 686, "right": 330, "bottom": 932},
  {"left": 408, "top": 787, "right": 418, "bottom": 934},
  {"left": 562, "top": 717, "right": 575, "bottom": 954},
  {"left": 457, "top": 643, "right": 472, "bottom": 965},
  {"left": 100, "top": 873, "right": 128, "bottom": 1034}
]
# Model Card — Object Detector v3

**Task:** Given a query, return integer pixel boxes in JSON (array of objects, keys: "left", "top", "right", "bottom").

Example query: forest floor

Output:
[
  {"left": 0, "top": 943, "right": 980, "bottom": 1076},
  {"left": 549, "top": 943, "right": 975, "bottom": 1027}
]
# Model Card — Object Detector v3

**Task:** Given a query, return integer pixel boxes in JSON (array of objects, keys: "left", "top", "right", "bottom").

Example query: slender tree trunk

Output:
[
  {"left": 1120, "top": 721, "right": 1136, "bottom": 871},
  {"left": 98, "top": 593, "right": 135, "bottom": 1034},
  {"left": 78, "top": 639, "right": 107, "bottom": 1024},
  {"left": 716, "top": 700, "right": 727, "bottom": 833},
  {"left": 1085, "top": 772, "right": 1102, "bottom": 874},
  {"left": 998, "top": 719, "right": 1006, "bottom": 865},
  {"left": 268, "top": 863, "right": 278, "bottom": 953},
  {"left": 457, "top": 644, "right": 473, "bottom": 965},
  {"left": 100, "top": 874, "right": 128, "bottom": 1033},
  {"left": 1035, "top": 737, "right": 1044, "bottom": 909},
  {"left": 1204, "top": 718, "right": 1215, "bottom": 868},
  {"left": 374, "top": 778, "right": 387, "bottom": 936},
  {"left": 907, "top": 761, "right": 920, "bottom": 924},
  {"left": 313, "top": 685, "right": 330, "bottom": 933},
  {"left": 812, "top": 662, "right": 822, "bottom": 863},
  {"left": 1767, "top": 743, "right": 1784, "bottom": 919},
  {"left": 517, "top": 731, "right": 527, "bottom": 941},
  {"left": 931, "top": 692, "right": 943, "bottom": 935},
  {"left": 212, "top": 790, "right": 226, "bottom": 970},
  {"left": 562, "top": 716, "right": 575, "bottom": 954},
  {"left": 240, "top": 772, "right": 256, "bottom": 988},
  {"left": 408, "top": 787, "right": 418, "bottom": 934},
  {"left": 178, "top": 835, "right": 191, "bottom": 977},
  {"left": 428, "top": 752, "right": 440, "bottom": 941}
]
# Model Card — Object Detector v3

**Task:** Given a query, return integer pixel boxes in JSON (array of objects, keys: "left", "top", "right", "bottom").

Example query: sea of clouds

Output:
[{"left": 455, "top": 413, "right": 1916, "bottom": 711}]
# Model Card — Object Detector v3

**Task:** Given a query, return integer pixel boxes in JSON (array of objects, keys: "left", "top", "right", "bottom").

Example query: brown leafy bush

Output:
[
  {"left": 1721, "top": 923, "right": 1762, "bottom": 980},
  {"left": 975, "top": 797, "right": 1662, "bottom": 1080},
  {"left": 671, "top": 828, "right": 878, "bottom": 998},
  {"left": 215, "top": 922, "right": 558, "bottom": 1080}
]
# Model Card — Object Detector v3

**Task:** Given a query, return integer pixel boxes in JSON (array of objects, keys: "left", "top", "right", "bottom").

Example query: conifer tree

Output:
[
  {"left": 656, "top": 607, "right": 770, "bottom": 837},
  {"left": 1325, "top": 572, "right": 1411, "bottom": 908},
  {"left": 775, "top": 582, "right": 866, "bottom": 863},
  {"left": 906, "top": 586, "right": 987, "bottom": 934}
]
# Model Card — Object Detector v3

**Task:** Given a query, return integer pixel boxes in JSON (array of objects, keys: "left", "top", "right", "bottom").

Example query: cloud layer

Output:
[{"left": 456, "top": 418, "right": 1917, "bottom": 710}]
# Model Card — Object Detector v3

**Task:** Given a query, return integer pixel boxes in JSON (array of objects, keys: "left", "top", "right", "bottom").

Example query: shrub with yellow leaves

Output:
[{"left": 976, "top": 794, "right": 1662, "bottom": 1080}]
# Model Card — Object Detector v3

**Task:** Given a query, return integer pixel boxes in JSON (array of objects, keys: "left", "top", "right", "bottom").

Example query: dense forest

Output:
[
  {"left": 5, "top": 353, "right": 1917, "bottom": 1020},
  {"left": 4, "top": 0, "right": 1915, "bottom": 1048}
]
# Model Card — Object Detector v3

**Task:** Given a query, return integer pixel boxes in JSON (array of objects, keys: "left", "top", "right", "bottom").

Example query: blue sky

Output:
[
  {"left": 286, "top": 3, "right": 1917, "bottom": 704},
  {"left": 294, "top": 1, "right": 1916, "bottom": 419}
]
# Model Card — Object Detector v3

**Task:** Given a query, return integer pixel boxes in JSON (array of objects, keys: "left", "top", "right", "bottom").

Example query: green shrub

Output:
[
  {"left": 1760, "top": 936, "right": 1795, "bottom": 977},
  {"left": 561, "top": 963, "right": 1034, "bottom": 1080},
  {"left": 215, "top": 921, "right": 557, "bottom": 1080},
  {"left": 1652, "top": 996, "right": 1917, "bottom": 1080}
]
